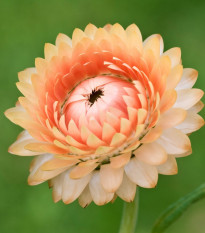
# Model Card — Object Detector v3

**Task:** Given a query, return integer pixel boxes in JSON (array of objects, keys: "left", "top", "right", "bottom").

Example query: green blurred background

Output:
[{"left": 0, "top": 0, "right": 205, "bottom": 232}]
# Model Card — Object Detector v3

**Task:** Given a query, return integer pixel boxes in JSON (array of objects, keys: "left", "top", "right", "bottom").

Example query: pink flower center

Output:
[{"left": 62, "top": 75, "right": 139, "bottom": 130}]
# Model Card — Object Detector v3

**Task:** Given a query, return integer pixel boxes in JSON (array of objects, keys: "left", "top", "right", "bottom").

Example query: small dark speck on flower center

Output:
[{"left": 89, "top": 89, "right": 103, "bottom": 106}]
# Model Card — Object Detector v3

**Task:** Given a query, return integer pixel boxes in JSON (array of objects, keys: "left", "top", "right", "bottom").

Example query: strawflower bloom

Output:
[{"left": 5, "top": 23, "right": 204, "bottom": 207}]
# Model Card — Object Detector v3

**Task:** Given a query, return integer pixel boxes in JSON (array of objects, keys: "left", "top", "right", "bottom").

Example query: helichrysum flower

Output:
[{"left": 5, "top": 23, "right": 204, "bottom": 207}]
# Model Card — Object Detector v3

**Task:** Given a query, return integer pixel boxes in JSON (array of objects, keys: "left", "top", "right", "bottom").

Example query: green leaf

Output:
[{"left": 152, "top": 183, "right": 205, "bottom": 233}]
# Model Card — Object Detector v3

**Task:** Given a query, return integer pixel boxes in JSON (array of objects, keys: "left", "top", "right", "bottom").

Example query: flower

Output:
[{"left": 5, "top": 23, "right": 204, "bottom": 207}]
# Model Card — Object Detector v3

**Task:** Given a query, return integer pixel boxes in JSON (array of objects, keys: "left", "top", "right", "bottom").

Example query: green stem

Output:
[{"left": 118, "top": 187, "right": 139, "bottom": 233}]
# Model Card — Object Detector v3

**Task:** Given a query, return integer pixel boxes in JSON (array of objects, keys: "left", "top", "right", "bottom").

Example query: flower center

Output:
[{"left": 88, "top": 88, "right": 103, "bottom": 106}]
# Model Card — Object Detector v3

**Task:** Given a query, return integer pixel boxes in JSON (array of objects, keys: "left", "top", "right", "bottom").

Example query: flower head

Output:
[{"left": 5, "top": 23, "right": 204, "bottom": 206}]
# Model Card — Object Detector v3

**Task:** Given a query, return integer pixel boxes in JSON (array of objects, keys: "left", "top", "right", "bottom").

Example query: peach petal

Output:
[
  {"left": 157, "top": 155, "right": 178, "bottom": 175},
  {"left": 41, "top": 158, "right": 78, "bottom": 171},
  {"left": 174, "top": 89, "right": 204, "bottom": 110},
  {"left": 140, "top": 126, "right": 162, "bottom": 143},
  {"left": 100, "top": 164, "right": 124, "bottom": 192},
  {"left": 25, "top": 143, "right": 68, "bottom": 154},
  {"left": 176, "top": 68, "right": 198, "bottom": 90},
  {"left": 69, "top": 160, "right": 99, "bottom": 179},
  {"left": 62, "top": 170, "right": 91, "bottom": 204},
  {"left": 78, "top": 185, "right": 92, "bottom": 208},
  {"left": 122, "top": 140, "right": 140, "bottom": 153},
  {"left": 175, "top": 111, "right": 204, "bottom": 134},
  {"left": 159, "top": 89, "right": 177, "bottom": 113},
  {"left": 110, "top": 152, "right": 131, "bottom": 168},
  {"left": 89, "top": 171, "right": 114, "bottom": 205},
  {"left": 158, "top": 108, "right": 187, "bottom": 129},
  {"left": 116, "top": 173, "right": 136, "bottom": 202},
  {"left": 125, "top": 158, "right": 158, "bottom": 188},
  {"left": 157, "top": 128, "right": 191, "bottom": 155},
  {"left": 134, "top": 142, "right": 167, "bottom": 165}
]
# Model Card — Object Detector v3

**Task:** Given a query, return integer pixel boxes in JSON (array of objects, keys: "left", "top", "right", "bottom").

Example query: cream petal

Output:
[
  {"left": 174, "top": 89, "right": 204, "bottom": 110},
  {"left": 62, "top": 170, "right": 91, "bottom": 204},
  {"left": 143, "top": 34, "right": 162, "bottom": 58},
  {"left": 110, "top": 23, "right": 127, "bottom": 41},
  {"left": 175, "top": 111, "right": 204, "bottom": 134},
  {"left": 188, "top": 101, "right": 204, "bottom": 114},
  {"left": 89, "top": 171, "right": 114, "bottom": 205},
  {"left": 44, "top": 43, "right": 58, "bottom": 60},
  {"left": 100, "top": 164, "right": 124, "bottom": 192},
  {"left": 72, "top": 28, "right": 86, "bottom": 47},
  {"left": 8, "top": 130, "right": 42, "bottom": 156},
  {"left": 51, "top": 172, "right": 65, "bottom": 203},
  {"left": 125, "top": 158, "right": 158, "bottom": 188},
  {"left": 134, "top": 142, "right": 167, "bottom": 165},
  {"left": 157, "top": 155, "right": 178, "bottom": 175},
  {"left": 157, "top": 128, "right": 191, "bottom": 155},
  {"left": 18, "top": 68, "right": 36, "bottom": 83},
  {"left": 16, "top": 82, "right": 35, "bottom": 101},
  {"left": 174, "top": 149, "right": 192, "bottom": 158},
  {"left": 78, "top": 185, "right": 92, "bottom": 208},
  {"left": 116, "top": 173, "right": 136, "bottom": 202},
  {"left": 55, "top": 33, "right": 72, "bottom": 47},
  {"left": 166, "top": 64, "right": 183, "bottom": 90},
  {"left": 157, "top": 108, "right": 187, "bottom": 129},
  {"left": 126, "top": 24, "right": 143, "bottom": 52},
  {"left": 84, "top": 24, "right": 98, "bottom": 39},
  {"left": 28, "top": 154, "right": 67, "bottom": 185},
  {"left": 176, "top": 68, "right": 198, "bottom": 90},
  {"left": 163, "top": 47, "right": 181, "bottom": 68}
]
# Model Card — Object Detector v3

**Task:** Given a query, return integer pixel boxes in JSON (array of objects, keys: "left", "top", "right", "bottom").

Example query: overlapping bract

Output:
[{"left": 5, "top": 23, "right": 204, "bottom": 206}]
